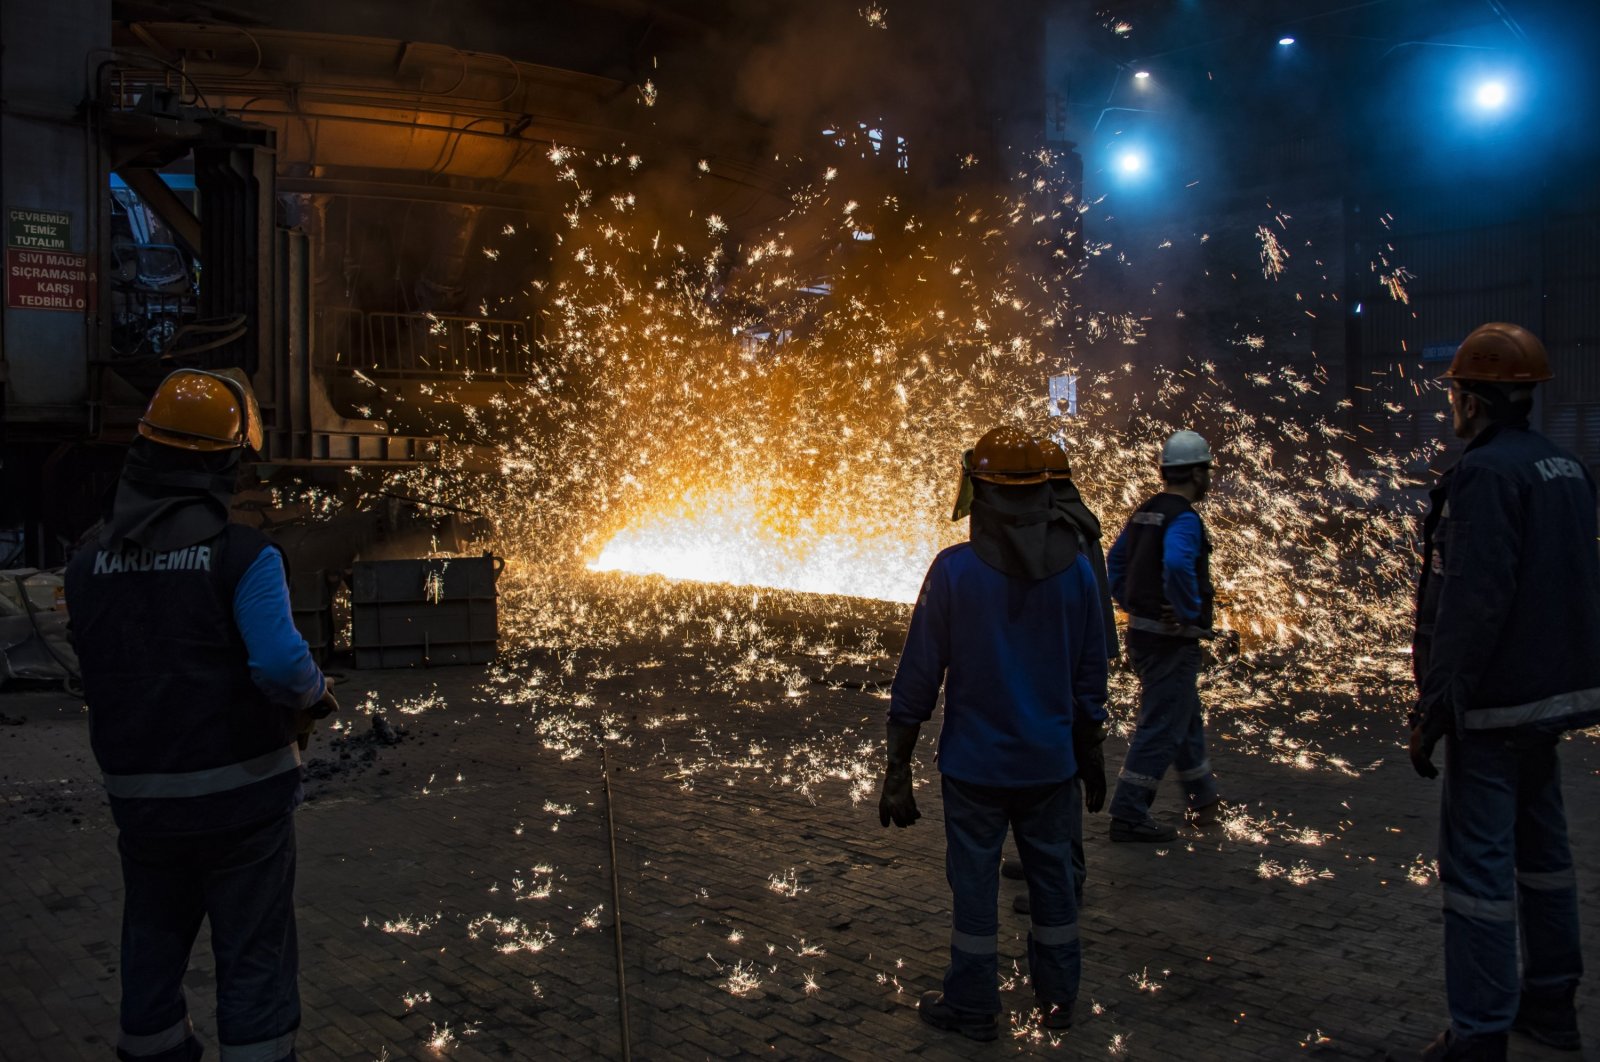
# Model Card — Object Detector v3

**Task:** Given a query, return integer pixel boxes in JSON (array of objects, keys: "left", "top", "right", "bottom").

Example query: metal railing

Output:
[
  {"left": 362, "top": 313, "right": 534, "bottom": 379},
  {"left": 315, "top": 310, "right": 535, "bottom": 380}
]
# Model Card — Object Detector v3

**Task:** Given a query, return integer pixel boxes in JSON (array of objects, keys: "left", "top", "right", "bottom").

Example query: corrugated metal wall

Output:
[{"left": 1354, "top": 209, "right": 1600, "bottom": 468}]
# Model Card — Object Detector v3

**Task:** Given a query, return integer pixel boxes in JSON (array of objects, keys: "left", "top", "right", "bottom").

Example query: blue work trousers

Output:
[
  {"left": 116, "top": 812, "right": 300, "bottom": 1062},
  {"left": 1439, "top": 731, "right": 1583, "bottom": 1038},
  {"left": 941, "top": 775, "right": 1082, "bottom": 1015},
  {"left": 1108, "top": 639, "right": 1218, "bottom": 824},
  {"left": 1006, "top": 776, "right": 1087, "bottom": 905}
]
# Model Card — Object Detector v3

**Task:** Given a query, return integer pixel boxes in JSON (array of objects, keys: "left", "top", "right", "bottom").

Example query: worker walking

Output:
[
  {"left": 1003, "top": 436, "right": 1116, "bottom": 910},
  {"left": 1104, "top": 430, "right": 1223, "bottom": 842},
  {"left": 879, "top": 426, "right": 1109, "bottom": 1040},
  {"left": 66, "top": 369, "right": 336, "bottom": 1062},
  {"left": 1410, "top": 323, "right": 1598, "bottom": 1061}
]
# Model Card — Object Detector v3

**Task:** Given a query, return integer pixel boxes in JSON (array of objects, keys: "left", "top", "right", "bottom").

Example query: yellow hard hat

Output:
[{"left": 138, "top": 368, "right": 264, "bottom": 452}]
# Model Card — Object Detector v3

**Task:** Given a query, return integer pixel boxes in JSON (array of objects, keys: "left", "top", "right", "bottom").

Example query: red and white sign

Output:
[{"left": 6, "top": 249, "right": 95, "bottom": 312}]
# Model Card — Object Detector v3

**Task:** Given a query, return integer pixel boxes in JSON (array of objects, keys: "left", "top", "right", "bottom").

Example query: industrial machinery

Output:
[{"left": 0, "top": 4, "right": 792, "bottom": 571}]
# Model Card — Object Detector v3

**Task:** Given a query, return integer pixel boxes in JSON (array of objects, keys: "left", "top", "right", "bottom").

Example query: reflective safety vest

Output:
[
  {"left": 1119, "top": 492, "right": 1214, "bottom": 641},
  {"left": 66, "top": 524, "right": 301, "bottom": 834}
]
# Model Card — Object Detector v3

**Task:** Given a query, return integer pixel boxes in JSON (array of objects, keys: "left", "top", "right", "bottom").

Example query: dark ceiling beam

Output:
[
  {"left": 275, "top": 175, "right": 562, "bottom": 213},
  {"left": 114, "top": 167, "right": 203, "bottom": 255}
]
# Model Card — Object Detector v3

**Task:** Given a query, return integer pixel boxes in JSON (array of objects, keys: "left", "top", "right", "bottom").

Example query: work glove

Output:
[
  {"left": 1406, "top": 700, "right": 1451, "bottom": 780},
  {"left": 878, "top": 722, "right": 922, "bottom": 828},
  {"left": 1073, "top": 719, "right": 1108, "bottom": 813},
  {"left": 296, "top": 686, "right": 340, "bottom": 751}
]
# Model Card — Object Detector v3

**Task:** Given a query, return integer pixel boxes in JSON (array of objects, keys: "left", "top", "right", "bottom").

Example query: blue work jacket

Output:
[
  {"left": 1416, "top": 423, "right": 1600, "bottom": 734},
  {"left": 889, "top": 544, "right": 1110, "bottom": 786}
]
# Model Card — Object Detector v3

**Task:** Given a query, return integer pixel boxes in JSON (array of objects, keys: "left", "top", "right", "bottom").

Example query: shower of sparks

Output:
[
  {"left": 317, "top": 113, "right": 1443, "bottom": 1044},
  {"left": 512, "top": 865, "right": 556, "bottom": 901},
  {"left": 1256, "top": 225, "right": 1289, "bottom": 279},
  {"left": 384, "top": 129, "right": 1431, "bottom": 739},
  {"left": 861, "top": 3, "right": 888, "bottom": 29},
  {"left": 767, "top": 867, "right": 808, "bottom": 898},
  {"left": 426, "top": 1023, "right": 456, "bottom": 1051},
  {"left": 721, "top": 959, "right": 762, "bottom": 997},
  {"left": 468, "top": 914, "right": 556, "bottom": 954},
  {"left": 1405, "top": 855, "right": 1438, "bottom": 886},
  {"left": 1258, "top": 858, "right": 1335, "bottom": 885},
  {"left": 402, "top": 991, "right": 431, "bottom": 1010},
  {"left": 377, "top": 913, "right": 439, "bottom": 936},
  {"left": 1128, "top": 967, "right": 1164, "bottom": 993},
  {"left": 1380, "top": 264, "right": 1414, "bottom": 304}
]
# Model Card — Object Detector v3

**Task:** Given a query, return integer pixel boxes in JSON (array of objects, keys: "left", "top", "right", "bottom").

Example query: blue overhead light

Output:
[
  {"left": 1278, "top": 36, "right": 1296, "bottom": 46},
  {"left": 1116, "top": 150, "right": 1147, "bottom": 176},
  {"left": 1474, "top": 79, "right": 1509, "bottom": 111}
]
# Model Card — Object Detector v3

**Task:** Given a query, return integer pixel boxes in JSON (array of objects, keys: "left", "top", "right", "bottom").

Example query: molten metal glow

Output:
[{"left": 588, "top": 490, "right": 941, "bottom": 602}]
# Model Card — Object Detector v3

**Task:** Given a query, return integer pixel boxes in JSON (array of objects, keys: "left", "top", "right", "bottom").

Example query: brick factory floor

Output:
[{"left": 2, "top": 578, "right": 1597, "bottom": 1061}]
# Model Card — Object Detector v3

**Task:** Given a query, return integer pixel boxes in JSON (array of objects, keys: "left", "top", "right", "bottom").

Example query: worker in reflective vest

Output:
[
  {"left": 880, "top": 426, "right": 1109, "bottom": 1041},
  {"left": 1411, "top": 324, "right": 1599, "bottom": 1062},
  {"left": 1103, "top": 430, "right": 1225, "bottom": 843},
  {"left": 66, "top": 368, "right": 335, "bottom": 1062}
]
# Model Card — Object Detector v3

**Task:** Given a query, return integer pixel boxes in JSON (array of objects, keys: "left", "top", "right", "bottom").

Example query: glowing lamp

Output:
[
  {"left": 1474, "top": 80, "right": 1509, "bottom": 110},
  {"left": 1117, "top": 151, "right": 1146, "bottom": 175},
  {"left": 1278, "top": 36, "right": 1295, "bottom": 46}
]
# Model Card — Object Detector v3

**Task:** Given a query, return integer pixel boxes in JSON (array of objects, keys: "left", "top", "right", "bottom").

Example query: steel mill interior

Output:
[{"left": 2, "top": 1, "right": 1598, "bottom": 1059}]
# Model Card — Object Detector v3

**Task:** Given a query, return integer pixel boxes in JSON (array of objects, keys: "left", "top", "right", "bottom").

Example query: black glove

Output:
[
  {"left": 1407, "top": 700, "right": 1451, "bottom": 780},
  {"left": 1074, "top": 720, "right": 1108, "bottom": 813},
  {"left": 878, "top": 722, "right": 922, "bottom": 828},
  {"left": 296, "top": 687, "right": 340, "bottom": 751}
]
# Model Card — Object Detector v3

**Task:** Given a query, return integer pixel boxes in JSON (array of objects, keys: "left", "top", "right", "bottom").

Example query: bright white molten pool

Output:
[{"left": 587, "top": 492, "right": 945, "bottom": 604}]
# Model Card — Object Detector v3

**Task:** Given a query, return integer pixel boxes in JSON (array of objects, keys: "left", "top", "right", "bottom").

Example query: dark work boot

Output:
[
  {"left": 1110, "top": 817, "right": 1177, "bottom": 843},
  {"left": 1420, "top": 1029, "right": 1508, "bottom": 1061},
  {"left": 1001, "top": 858, "right": 1025, "bottom": 880},
  {"left": 1185, "top": 799, "right": 1230, "bottom": 830},
  {"left": 918, "top": 991, "right": 999, "bottom": 1042},
  {"left": 1512, "top": 987, "right": 1581, "bottom": 1051},
  {"left": 1012, "top": 892, "right": 1030, "bottom": 915},
  {"left": 1036, "top": 998, "right": 1073, "bottom": 1030}
]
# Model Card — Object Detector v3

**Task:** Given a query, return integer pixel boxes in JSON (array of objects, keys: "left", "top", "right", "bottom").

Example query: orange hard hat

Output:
[
  {"left": 1037, "top": 436, "right": 1072, "bottom": 480},
  {"left": 138, "top": 368, "right": 264, "bottom": 452},
  {"left": 969, "top": 426, "right": 1050, "bottom": 485},
  {"left": 1440, "top": 322, "right": 1553, "bottom": 384}
]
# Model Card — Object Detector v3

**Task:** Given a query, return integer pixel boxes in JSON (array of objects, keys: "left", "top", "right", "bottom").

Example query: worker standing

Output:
[
  {"left": 1003, "top": 436, "right": 1116, "bottom": 909},
  {"left": 879, "top": 426, "right": 1109, "bottom": 1040},
  {"left": 1410, "top": 323, "right": 1598, "bottom": 1062},
  {"left": 1104, "top": 430, "right": 1224, "bottom": 842},
  {"left": 66, "top": 369, "right": 335, "bottom": 1062}
]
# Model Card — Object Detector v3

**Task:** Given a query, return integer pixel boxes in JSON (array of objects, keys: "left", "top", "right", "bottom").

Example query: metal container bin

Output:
[{"left": 351, "top": 553, "right": 500, "bottom": 668}]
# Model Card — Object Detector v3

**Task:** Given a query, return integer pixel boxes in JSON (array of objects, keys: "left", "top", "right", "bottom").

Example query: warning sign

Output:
[
  {"left": 7, "top": 208, "right": 72, "bottom": 252},
  {"left": 6, "top": 249, "right": 95, "bottom": 312}
]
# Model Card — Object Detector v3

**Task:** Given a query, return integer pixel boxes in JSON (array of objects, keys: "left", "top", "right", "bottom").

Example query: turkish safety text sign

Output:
[
  {"left": 6, "top": 208, "right": 72, "bottom": 252},
  {"left": 6, "top": 249, "right": 95, "bottom": 312}
]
